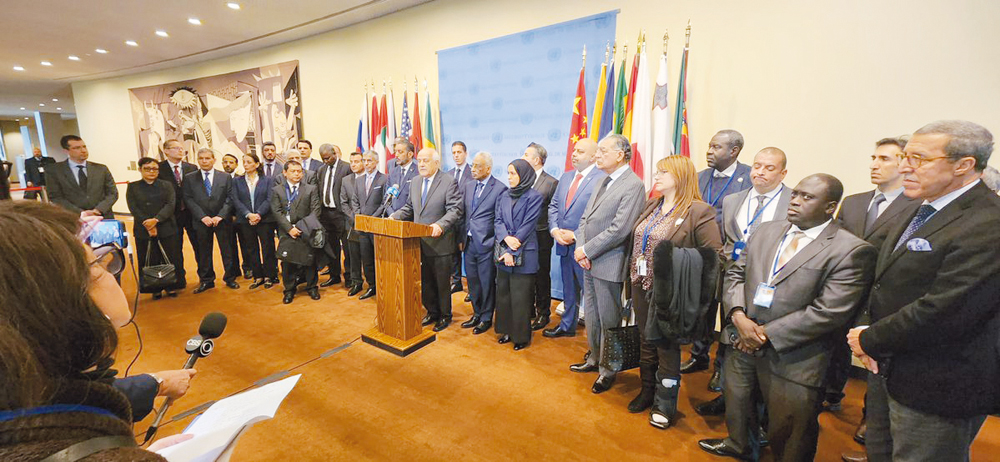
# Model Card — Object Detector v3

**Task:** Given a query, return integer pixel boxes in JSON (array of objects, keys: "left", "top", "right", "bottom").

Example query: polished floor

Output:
[{"left": 115, "top": 234, "right": 1000, "bottom": 461}]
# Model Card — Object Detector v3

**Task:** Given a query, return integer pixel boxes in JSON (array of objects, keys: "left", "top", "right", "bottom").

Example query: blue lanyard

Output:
[
  {"left": 742, "top": 186, "right": 783, "bottom": 235},
  {"left": 641, "top": 204, "right": 678, "bottom": 253},
  {"left": 705, "top": 173, "right": 736, "bottom": 207},
  {"left": 0, "top": 404, "right": 116, "bottom": 423}
]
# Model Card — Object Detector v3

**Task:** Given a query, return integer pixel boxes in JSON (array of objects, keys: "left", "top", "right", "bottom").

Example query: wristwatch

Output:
[{"left": 148, "top": 373, "right": 164, "bottom": 395}]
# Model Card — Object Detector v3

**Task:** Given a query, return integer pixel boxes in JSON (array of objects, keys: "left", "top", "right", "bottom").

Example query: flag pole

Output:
[
  {"left": 686, "top": 20, "right": 692, "bottom": 48},
  {"left": 663, "top": 30, "right": 669, "bottom": 56},
  {"left": 582, "top": 44, "right": 586, "bottom": 67}
]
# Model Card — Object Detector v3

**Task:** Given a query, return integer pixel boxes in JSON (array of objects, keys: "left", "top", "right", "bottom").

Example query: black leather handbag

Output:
[
  {"left": 139, "top": 239, "right": 177, "bottom": 293},
  {"left": 599, "top": 299, "right": 641, "bottom": 372},
  {"left": 494, "top": 240, "right": 523, "bottom": 266}
]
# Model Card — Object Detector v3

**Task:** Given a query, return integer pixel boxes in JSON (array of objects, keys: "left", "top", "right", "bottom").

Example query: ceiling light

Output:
[
  {"left": 52, "top": 98, "right": 58, "bottom": 102},
  {"left": 40, "top": 61, "right": 52, "bottom": 66},
  {"left": 57, "top": 107, "right": 62, "bottom": 110},
  {"left": 13, "top": 65, "right": 24, "bottom": 71},
  {"left": 39, "top": 103, "right": 45, "bottom": 107},
  {"left": 95, "top": 48, "right": 108, "bottom": 54},
  {"left": 125, "top": 40, "right": 138, "bottom": 47},
  {"left": 227, "top": 2, "right": 241, "bottom": 10},
  {"left": 19, "top": 107, "right": 25, "bottom": 110},
  {"left": 188, "top": 18, "right": 202, "bottom": 25},
  {"left": 155, "top": 30, "right": 169, "bottom": 38},
  {"left": 68, "top": 55, "right": 80, "bottom": 61}
]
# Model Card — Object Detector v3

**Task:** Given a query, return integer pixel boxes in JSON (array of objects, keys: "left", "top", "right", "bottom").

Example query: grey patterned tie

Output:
[
  {"left": 894, "top": 204, "right": 936, "bottom": 251},
  {"left": 864, "top": 193, "right": 886, "bottom": 235},
  {"left": 747, "top": 194, "right": 767, "bottom": 236}
]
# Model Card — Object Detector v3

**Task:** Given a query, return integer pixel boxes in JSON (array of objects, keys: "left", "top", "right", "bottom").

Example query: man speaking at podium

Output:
[{"left": 390, "top": 148, "right": 463, "bottom": 332}]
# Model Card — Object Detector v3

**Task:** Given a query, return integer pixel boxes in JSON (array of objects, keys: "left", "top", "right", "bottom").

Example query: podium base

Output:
[{"left": 362, "top": 327, "right": 436, "bottom": 357}]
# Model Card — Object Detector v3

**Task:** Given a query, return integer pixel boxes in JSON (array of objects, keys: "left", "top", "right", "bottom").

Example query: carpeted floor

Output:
[{"left": 115, "top": 229, "right": 999, "bottom": 461}]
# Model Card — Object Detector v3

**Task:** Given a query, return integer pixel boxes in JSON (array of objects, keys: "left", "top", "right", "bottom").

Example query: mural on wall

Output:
[{"left": 128, "top": 60, "right": 302, "bottom": 162}]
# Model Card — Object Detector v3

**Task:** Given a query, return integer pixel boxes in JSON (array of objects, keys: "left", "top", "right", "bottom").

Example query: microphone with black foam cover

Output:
[{"left": 380, "top": 184, "right": 400, "bottom": 217}]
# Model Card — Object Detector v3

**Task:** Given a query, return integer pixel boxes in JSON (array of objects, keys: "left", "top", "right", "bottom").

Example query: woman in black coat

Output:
[{"left": 126, "top": 157, "right": 183, "bottom": 298}]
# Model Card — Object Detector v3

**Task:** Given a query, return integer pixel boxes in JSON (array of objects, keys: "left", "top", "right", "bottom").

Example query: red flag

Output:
[
  {"left": 380, "top": 93, "right": 390, "bottom": 161},
  {"left": 622, "top": 51, "right": 640, "bottom": 141},
  {"left": 564, "top": 67, "right": 588, "bottom": 172},
  {"left": 370, "top": 93, "right": 380, "bottom": 148},
  {"left": 410, "top": 90, "right": 423, "bottom": 151}
]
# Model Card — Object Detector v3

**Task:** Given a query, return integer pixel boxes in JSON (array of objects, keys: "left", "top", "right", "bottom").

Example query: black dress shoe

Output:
[
  {"left": 497, "top": 334, "right": 511, "bottom": 344},
  {"left": 708, "top": 368, "right": 722, "bottom": 392},
  {"left": 359, "top": 288, "right": 376, "bottom": 300},
  {"left": 513, "top": 342, "right": 529, "bottom": 351},
  {"left": 472, "top": 321, "right": 492, "bottom": 335},
  {"left": 464, "top": 294, "right": 471, "bottom": 302},
  {"left": 695, "top": 395, "right": 726, "bottom": 416},
  {"left": 854, "top": 418, "right": 867, "bottom": 445},
  {"left": 320, "top": 268, "right": 331, "bottom": 276},
  {"left": 649, "top": 409, "right": 674, "bottom": 429},
  {"left": 192, "top": 283, "right": 214, "bottom": 294},
  {"left": 591, "top": 376, "right": 615, "bottom": 394},
  {"left": 461, "top": 316, "right": 480, "bottom": 329},
  {"left": 432, "top": 318, "right": 451, "bottom": 332},
  {"left": 225, "top": 280, "right": 240, "bottom": 289},
  {"left": 421, "top": 315, "right": 438, "bottom": 326},
  {"left": 320, "top": 277, "right": 340, "bottom": 287},
  {"left": 697, "top": 438, "right": 752, "bottom": 461},
  {"left": 542, "top": 327, "right": 575, "bottom": 338},
  {"left": 249, "top": 278, "right": 265, "bottom": 289},
  {"left": 348, "top": 285, "right": 364, "bottom": 296},
  {"left": 530, "top": 316, "right": 550, "bottom": 331},
  {"left": 680, "top": 356, "right": 709, "bottom": 374},
  {"left": 282, "top": 292, "right": 294, "bottom": 304},
  {"left": 570, "top": 362, "right": 599, "bottom": 373},
  {"left": 628, "top": 388, "right": 655, "bottom": 413},
  {"left": 450, "top": 283, "right": 463, "bottom": 294},
  {"left": 243, "top": 273, "right": 252, "bottom": 280},
  {"left": 166, "top": 290, "right": 178, "bottom": 298},
  {"left": 152, "top": 292, "right": 163, "bottom": 300},
  {"left": 264, "top": 279, "right": 275, "bottom": 289},
  {"left": 307, "top": 288, "right": 321, "bottom": 300}
]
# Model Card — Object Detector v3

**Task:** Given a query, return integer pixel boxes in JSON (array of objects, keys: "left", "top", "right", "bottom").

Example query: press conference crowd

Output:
[{"left": 2, "top": 119, "right": 999, "bottom": 461}]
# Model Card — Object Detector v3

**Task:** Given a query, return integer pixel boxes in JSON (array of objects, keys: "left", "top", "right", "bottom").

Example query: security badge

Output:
[
  {"left": 753, "top": 283, "right": 775, "bottom": 309},
  {"left": 637, "top": 257, "right": 647, "bottom": 276}
]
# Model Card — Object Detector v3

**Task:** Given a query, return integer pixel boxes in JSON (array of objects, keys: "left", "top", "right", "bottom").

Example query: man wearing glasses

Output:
[
  {"left": 848, "top": 120, "right": 1000, "bottom": 462},
  {"left": 159, "top": 139, "right": 199, "bottom": 289}
]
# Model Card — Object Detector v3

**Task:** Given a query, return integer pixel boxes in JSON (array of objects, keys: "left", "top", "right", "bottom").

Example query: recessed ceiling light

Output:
[
  {"left": 96, "top": 48, "right": 108, "bottom": 54},
  {"left": 126, "top": 40, "right": 138, "bottom": 47},
  {"left": 227, "top": 2, "right": 241, "bottom": 10},
  {"left": 39, "top": 103, "right": 45, "bottom": 107},
  {"left": 40, "top": 61, "right": 52, "bottom": 66},
  {"left": 57, "top": 107, "right": 62, "bottom": 110},
  {"left": 155, "top": 30, "right": 169, "bottom": 38},
  {"left": 188, "top": 18, "right": 202, "bottom": 25},
  {"left": 52, "top": 98, "right": 58, "bottom": 102},
  {"left": 19, "top": 107, "right": 25, "bottom": 110},
  {"left": 68, "top": 55, "right": 80, "bottom": 61},
  {"left": 13, "top": 65, "right": 24, "bottom": 71}
]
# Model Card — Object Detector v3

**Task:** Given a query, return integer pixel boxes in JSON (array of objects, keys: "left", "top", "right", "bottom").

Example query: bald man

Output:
[{"left": 23, "top": 147, "right": 54, "bottom": 200}]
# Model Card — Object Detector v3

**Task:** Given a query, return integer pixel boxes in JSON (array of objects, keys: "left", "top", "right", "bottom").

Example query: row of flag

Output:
[
  {"left": 565, "top": 28, "right": 692, "bottom": 193},
  {"left": 357, "top": 79, "right": 438, "bottom": 172}
]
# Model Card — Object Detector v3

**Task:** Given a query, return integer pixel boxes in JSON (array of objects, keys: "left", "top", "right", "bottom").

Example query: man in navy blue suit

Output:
[
  {"left": 459, "top": 152, "right": 507, "bottom": 334},
  {"left": 543, "top": 138, "right": 606, "bottom": 338},
  {"left": 386, "top": 138, "right": 419, "bottom": 216},
  {"left": 683, "top": 130, "right": 754, "bottom": 382},
  {"left": 449, "top": 141, "right": 474, "bottom": 294}
]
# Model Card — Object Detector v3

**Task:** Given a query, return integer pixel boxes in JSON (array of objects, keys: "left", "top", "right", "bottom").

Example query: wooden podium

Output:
[{"left": 354, "top": 215, "right": 436, "bottom": 356}]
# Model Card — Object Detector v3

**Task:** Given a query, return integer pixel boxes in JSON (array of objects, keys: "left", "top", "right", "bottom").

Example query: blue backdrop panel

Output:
[{"left": 438, "top": 11, "right": 617, "bottom": 301}]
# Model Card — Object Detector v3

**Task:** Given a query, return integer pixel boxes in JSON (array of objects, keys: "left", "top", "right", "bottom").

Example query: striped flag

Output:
[
  {"left": 612, "top": 51, "right": 627, "bottom": 135},
  {"left": 672, "top": 43, "right": 690, "bottom": 157},
  {"left": 622, "top": 43, "right": 640, "bottom": 142},
  {"left": 422, "top": 86, "right": 436, "bottom": 150},
  {"left": 410, "top": 87, "right": 424, "bottom": 150},
  {"left": 589, "top": 59, "right": 607, "bottom": 142},
  {"left": 379, "top": 91, "right": 389, "bottom": 170},
  {"left": 356, "top": 87, "right": 369, "bottom": 153},
  {"left": 400, "top": 89, "right": 412, "bottom": 140},
  {"left": 629, "top": 42, "right": 650, "bottom": 189},
  {"left": 385, "top": 84, "right": 397, "bottom": 160},
  {"left": 370, "top": 91, "right": 380, "bottom": 149},
  {"left": 597, "top": 49, "right": 616, "bottom": 141}
]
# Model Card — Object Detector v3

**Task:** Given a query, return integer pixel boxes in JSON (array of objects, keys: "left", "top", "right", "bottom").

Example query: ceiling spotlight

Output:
[
  {"left": 19, "top": 107, "right": 25, "bottom": 110},
  {"left": 155, "top": 30, "right": 169, "bottom": 38},
  {"left": 13, "top": 65, "right": 24, "bottom": 71},
  {"left": 96, "top": 48, "right": 108, "bottom": 54},
  {"left": 68, "top": 55, "right": 80, "bottom": 61},
  {"left": 52, "top": 98, "right": 58, "bottom": 102},
  {"left": 57, "top": 107, "right": 62, "bottom": 110},
  {"left": 126, "top": 40, "right": 138, "bottom": 47},
  {"left": 39, "top": 103, "right": 45, "bottom": 107},
  {"left": 188, "top": 18, "right": 202, "bottom": 25},
  {"left": 227, "top": 2, "right": 241, "bottom": 10},
  {"left": 40, "top": 61, "right": 52, "bottom": 66}
]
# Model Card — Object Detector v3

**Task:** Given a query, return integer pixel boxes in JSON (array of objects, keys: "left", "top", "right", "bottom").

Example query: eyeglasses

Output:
[
  {"left": 141, "top": 167, "right": 159, "bottom": 172},
  {"left": 90, "top": 242, "right": 126, "bottom": 276},
  {"left": 896, "top": 153, "right": 950, "bottom": 168}
]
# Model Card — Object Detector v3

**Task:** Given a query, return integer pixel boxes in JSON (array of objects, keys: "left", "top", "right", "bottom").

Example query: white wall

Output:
[{"left": 72, "top": 0, "right": 1000, "bottom": 212}]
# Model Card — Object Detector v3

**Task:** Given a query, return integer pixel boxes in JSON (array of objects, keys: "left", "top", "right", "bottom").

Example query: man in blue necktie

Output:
[
  {"left": 459, "top": 152, "right": 506, "bottom": 334},
  {"left": 182, "top": 148, "right": 239, "bottom": 294}
]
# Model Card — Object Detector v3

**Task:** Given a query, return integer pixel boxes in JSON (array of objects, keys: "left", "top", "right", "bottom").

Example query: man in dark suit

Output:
[
  {"left": 848, "top": 120, "right": 1000, "bottom": 462},
  {"left": 271, "top": 160, "right": 323, "bottom": 304},
  {"left": 297, "top": 139, "right": 323, "bottom": 172},
  {"left": 47, "top": 135, "right": 119, "bottom": 218},
  {"left": 159, "top": 139, "right": 199, "bottom": 289},
  {"left": 523, "top": 142, "right": 559, "bottom": 330},
  {"left": 699, "top": 174, "right": 877, "bottom": 462},
  {"left": 684, "top": 130, "right": 754, "bottom": 377},
  {"left": 697, "top": 147, "right": 792, "bottom": 415},
  {"left": 278, "top": 150, "right": 318, "bottom": 186},
  {"left": 316, "top": 143, "right": 352, "bottom": 287},
  {"left": 22, "top": 147, "right": 54, "bottom": 200},
  {"left": 261, "top": 141, "right": 283, "bottom": 179},
  {"left": 570, "top": 134, "right": 646, "bottom": 394},
  {"left": 459, "top": 152, "right": 506, "bottom": 334},
  {"left": 183, "top": 148, "right": 239, "bottom": 293},
  {"left": 341, "top": 151, "right": 366, "bottom": 296},
  {"left": 449, "top": 140, "right": 474, "bottom": 294},
  {"left": 544, "top": 138, "right": 605, "bottom": 338},
  {"left": 221, "top": 153, "right": 248, "bottom": 280},
  {"left": 356, "top": 150, "right": 388, "bottom": 300},
  {"left": 386, "top": 138, "right": 419, "bottom": 216},
  {"left": 390, "top": 148, "right": 463, "bottom": 332}
]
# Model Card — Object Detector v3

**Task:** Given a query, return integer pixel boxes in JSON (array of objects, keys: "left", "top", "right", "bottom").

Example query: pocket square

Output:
[{"left": 906, "top": 238, "right": 932, "bottom": 252}]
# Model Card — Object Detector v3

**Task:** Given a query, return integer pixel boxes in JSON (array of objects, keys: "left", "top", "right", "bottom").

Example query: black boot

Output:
[
  {"left": 649, "top": 371, "right": 680, "bottom": 429},
  {"left": 628, "top": 364, "right": 657, "bottom": 413}
]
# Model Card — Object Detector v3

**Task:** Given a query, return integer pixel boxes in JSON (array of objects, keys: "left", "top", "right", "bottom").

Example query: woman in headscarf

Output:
[{"left": 493, "top": 159, "right": 543, "bottom": 350}]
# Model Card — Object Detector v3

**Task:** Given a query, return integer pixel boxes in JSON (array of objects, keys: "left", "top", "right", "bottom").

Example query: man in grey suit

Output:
[
  {"left": 698, "top": 174, "right": 877, "bottom": 462},
  {"left": 47, "top": 135, "right": 119, "bottom": 218},
  {"left": 523, "top": 142, "right": 559, "bottom": 330},
  {"left": 341, "top": 151, "right": 366, "bottom": 296},
  {"left": 271, "top": 160, "right": 322, "bottom": 304},
  {"left": 356, "top": 150, "right": 387, "bottom": 300},
  {"left": 390, "top": 148, "right": 464, "bottom": 332},
  {"left": 569, "top": 134, "right": 646, "bottom": 394}
]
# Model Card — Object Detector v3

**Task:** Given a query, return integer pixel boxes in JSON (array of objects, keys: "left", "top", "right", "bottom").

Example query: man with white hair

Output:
[{"left": 459, "top": 151, "right": 507, "bottom": 334}]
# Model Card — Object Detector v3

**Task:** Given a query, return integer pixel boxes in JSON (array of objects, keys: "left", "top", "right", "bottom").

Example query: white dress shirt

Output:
[
  {"left": 737, "top": 185, "right": 785, "bottom": 234},
  {"left": 714, "top": 161, "right": 738, "bottom": 178},
  {"left": 771, "top": 219, "right": 832, "bottom": 280},
  {"left": 868, "top": 186, "right": 905, "bottom": 217}
]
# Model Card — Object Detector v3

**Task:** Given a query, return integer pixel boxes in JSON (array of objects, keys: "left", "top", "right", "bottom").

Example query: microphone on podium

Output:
[
  {"left": 380, "top": 184, "right": 400, "bottom": 217},
  {"left": 144, "top": 312, "right": 227, "bottom": 444}
]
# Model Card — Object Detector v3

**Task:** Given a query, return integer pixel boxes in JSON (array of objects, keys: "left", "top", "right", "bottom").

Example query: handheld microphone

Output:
[
  {"left": 144, "top": 312, "right": 227, "bottom": 444},
  {"left": 380, "top": 184, "right": 400, "bottom": 217}
]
